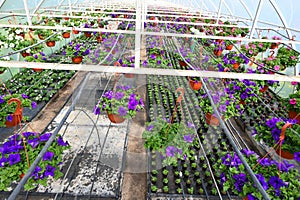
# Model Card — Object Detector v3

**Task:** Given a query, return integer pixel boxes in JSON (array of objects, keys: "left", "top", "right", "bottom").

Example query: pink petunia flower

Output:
[
  {"left": 274, "top": 65, "right": 280, "bottom": 71},
  {"left": 290, "top": 56, "right": 296, "bottom": 60},
  {"left": 289, "top": 98, "right": 297, "bottom": 105},
  {"left": 291, "top": 81, "right": 298, "bottom": 85}
]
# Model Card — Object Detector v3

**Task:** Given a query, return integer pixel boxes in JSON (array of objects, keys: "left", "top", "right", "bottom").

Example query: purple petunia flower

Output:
[
  {"left": 0, "top": 96, "right": 4, "bottom": 104},
  {"left": 93, "top": 106, "right": 101, "bottom": 115},
  {"left": 31, "top": 101, "right": 37, "bottom": 109},
  {"left": 147, "top": 125, "right": 154, "bottom": 131},
  {"left": 166, "top": 146, "right": 176, "bottom": 157},
  {"left": 21, "top": 93, "right": 28, "bottom": 99},
  {"left": 233, "top": 173, "right": 247, "bottom": 192},
  {"left": 8, "top": 154, "right": 21, "bottom": 166},
  {"left": 43, "top": 151, "right": 54, "bottom": 161},
  {"left": 294, "top": 152, "right": 300, "bottom": 162},
  {"left": 44, "top": 165, "right": 56, "bottom": 177},
  {"left": 255, "top": 174, "right": 268, "bottom": 190},
  {"left": 31, "top": 165, "right": 42, "bottom": 179},
  {"left": 118, "top": 106, "right": 127, "bottom": 116},
  {"left": 103, "top": 91, "right": 113, "bottom": 100},
  {"left": 0, "top": 157, "right": 7, "bottom": 167},
  {"left": 268, "top": 176, "right": 287, "bottom": 196},
  {"left": 28, "top": 138, "right": 39, "bottom": 148},
  {"left": 183, "top": 134, "right": 194, "bottom": 143},
  {"left": 6, "top": 115, "right": 13, "bottom": 122},
  {"left": 22, "top": 132, "right": 34, "bottom": 138},
  {"left": 115, "top": 92, "right": 125, "bottom": 100},
  {"left": 57, "top": 136, "right": 69, "bottom": 146},
  {"left": 40, "top": 133, "right": 52, "bottom": 142}
]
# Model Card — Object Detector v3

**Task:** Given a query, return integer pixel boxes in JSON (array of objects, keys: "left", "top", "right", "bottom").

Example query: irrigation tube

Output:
[{"left": 8, "top": 72, "right": 91, "bottom": 200}]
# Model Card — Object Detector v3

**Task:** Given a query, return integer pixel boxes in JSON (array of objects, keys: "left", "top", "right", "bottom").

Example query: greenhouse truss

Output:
[{"left": 0, "top": 0, "right": 300, "bottom": 199}]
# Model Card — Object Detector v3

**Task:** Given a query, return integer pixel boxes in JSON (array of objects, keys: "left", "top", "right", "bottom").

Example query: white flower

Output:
[
  {"left": 9, "top": 43, "right": 15, "bottom": 48},
  {"left": 26, "top": 49, "right": 31, "bottom": 53},
  {"left": 3, "top": 56, "right": 11, "bottom": 61},
  {"left": 4, "top": 43, "right": 8, "bottom": 48},
  {"left": 15, "top": 35, "right": 23, "bottom": 40},
  {"left": 15, "top": 29, "right": 22, "bottom": 34}
]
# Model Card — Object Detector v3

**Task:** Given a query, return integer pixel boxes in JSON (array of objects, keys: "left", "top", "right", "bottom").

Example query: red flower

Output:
[{"left": 291, "top": 81, "right": 298, "bottom": 85}]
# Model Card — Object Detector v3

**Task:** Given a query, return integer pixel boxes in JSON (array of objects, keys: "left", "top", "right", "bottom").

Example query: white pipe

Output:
[
  {"left": 23, "top": 0, "right": 32, "bottom": 26},
  {"left": 134, "top": 0, "right": 142, "bottom": 69},
  {"left": 249, "top": 0, "right": 264, "bottom": 39}
]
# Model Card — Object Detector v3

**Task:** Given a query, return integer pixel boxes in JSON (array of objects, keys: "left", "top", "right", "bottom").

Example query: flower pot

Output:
[
  {"left": 188, "top": 77, "right": 202, "bottom": 90},
  {"left": 72, "top": 56, "right": 83, "bottom": 64},
  {"left": 33, "top": 68, "right": 43, "bottom": 72},
  {"left": 72, "top": 29, "right": 79, "bottom": 34},
  {"left": 178, "top": 60, "right": 187, "bottom": 67},
  {"left": 5, "top": 98, "right": 23, "bottom": 127},
  {"left": 288, "top": 110, "right": 300, "bottom": 124},
  {"left": 232, "top": 63, "right": 240, "bottom": 70},
  {"left": 226, "top": 44, "right": 233, "bottom": 50},
  {"left": 213, "top": 50, "right": 222, "bottom": 57},
  {"left": 124, "top": 73, "right": 135, "bottom": 78},
  {"left": 259, "top": 85, "right": 268, "bottom": 93},
  {"left": 107, "top": 111, "right": 125, "bottom": 124},
  {"left": 62, "top": 32, "right": 70, "bottom": 38},
  {"left": 84, "top": 32, "right": 92, "bottom": 38},
  {"left": 274, "top": 148, "right": 294, "bottom": 160},
  {"left": 38, "top": 34, "right": 44, "bottom": 40},
  {"left": 270, "top": 43, "right": 278, "bottom": 49},
  {"left": 205, "top": 113, "right": 222, "bottom": 126},
  {"left": 46, "top": 41, "right": 56, "bottom": 47},
  {"left": 21, "top": 52, "right": 30, "bottom": 58},
  {"left": 96, "top": 36, "right": 102, "bottom": 43}
]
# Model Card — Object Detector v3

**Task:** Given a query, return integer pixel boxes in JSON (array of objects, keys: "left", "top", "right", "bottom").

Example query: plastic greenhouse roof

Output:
[{"left": 0, "top": 0, "right": 299, "bottom": 76}]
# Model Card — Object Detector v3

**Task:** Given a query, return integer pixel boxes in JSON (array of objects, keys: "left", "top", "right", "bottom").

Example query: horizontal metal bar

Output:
[{"left": 0, "top": 61, "right": 299, "bottom": 82}]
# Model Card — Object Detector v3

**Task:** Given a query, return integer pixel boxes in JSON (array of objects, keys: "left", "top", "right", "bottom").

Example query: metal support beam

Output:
[
  {"left": 33, "top": 0, "right": 46, "bottom": 14},
  {"left": 0, "top": 0, "right": 6, "bottom": 10},
  {"left": 134, "top": 0, "right": 142, "bottom": 69},
  {"left": 23, "top": 0, "right": 32, "bottom": 25},
  {"left": 249, "top": 0, "right": 264, "bottom": 39},
  {"left": 216, "top": 0, "right": 223, "bottom": 24}
]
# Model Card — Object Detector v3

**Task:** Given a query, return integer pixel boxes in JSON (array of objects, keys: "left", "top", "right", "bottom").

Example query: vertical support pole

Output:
[
  {"left": 249, "top": 0, "right": 264, "bottom": 39},
  {"left": 33, "top": 0, "right": 46, "bottom": 14},
  {"left": 216, "top": 0, "right": 223, "bottom": 25},
  {"left": 134, "top": 0, "right": 142, "bottom": 69},
  {"left": 23, "top": 0, "right": 32, "bottom": 26}
]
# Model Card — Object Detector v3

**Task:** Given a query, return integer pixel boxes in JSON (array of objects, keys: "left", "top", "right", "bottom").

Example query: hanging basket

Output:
[
  {"left": 288, "top": 110, "right": 300, "bottom": 124},
  {"left": 225, "top": 44, "right": 233, "bottom": 50},
  {"left": 72, "top": 29, "right": 79, "bottom": 34},
  {"left": 178, "top": 60, "right": 187, "bottom": 67},
  {"left": 188, "top": 77, "right": 202, "bottom": 90},
  {"left": 46, "top": 41, "right": 56, "bottom": 47},
  {"left": 270, "top": 43, "right": 278, "bottom": 49},
  {"left": 259, "top": 85, "right": 268, "bottom": 93},
  {"left": 5, "top": 98, "right": 23, "bottom": 127},
  {"left": 124, "top": 73, "right": 135, "bottom": 78},
  {"left": 205, "top": 113, "right": 222, "bottom": 126},
  {"left": 232, "top": 62, "right": 240, "bottom": 70},
  {"left": 33, "top": 68, "right": 43, "bottom": 72},
  {"left": 21, "top": 52, "right": 30, "bottom": 58},
  {"left": 84, "top": 32, "right": 92, "bottom": 38},
  {"left": 213, "top": 50, "right": 222, "bottom": 57},
  {"left": 273, "top": 123, "right": 294, "bottom": 160},
  {"left": 62, "top": 32, "right": 70, "bottom": 38},
  {"left": 106, "top": 111, "right": 125, "bottom": 124},
  {"left": 72, "top": 56, "right": 83, "bottom": 64}
]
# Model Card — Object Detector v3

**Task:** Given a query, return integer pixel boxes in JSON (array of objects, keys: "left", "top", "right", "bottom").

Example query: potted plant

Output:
[
  {"left": 94, "top": 85, "right": 144, "bottom": 123},
  {"left": 218, "top": 149, "right": 300, "bottom": 199},
  {"left": 223, "top": 51, "right": 248, "bottom": 70},
  {"left": 254, "top": 117, "right": 300, "bottom": 160},
  {"left": 0, "top": 131, "right": 70, "bottom": 191},
  {"left": 276, "top": 46, "right": 299, "bottom": 68},
  {"left": 285, "top": 83, "right": 300, "bottom": 124},
  {"left": 64, "top": 41, "right": 91, "bottom": 64},
  {"left": 0, "top": 93, "right": 37, "bottom": 127},
  {"left": 142, "top": 118, "right": 196, "bottom": 166}
]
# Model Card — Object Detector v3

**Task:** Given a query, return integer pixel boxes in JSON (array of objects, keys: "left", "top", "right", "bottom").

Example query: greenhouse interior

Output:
[{"left": 0, "top": 0, "right": 300, "bottom": 199}]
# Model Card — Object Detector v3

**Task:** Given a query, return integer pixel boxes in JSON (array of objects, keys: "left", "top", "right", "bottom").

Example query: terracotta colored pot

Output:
[
  {"left": 72, "top": 30, "right": 79, "bottom": 34},
  {"left": 179, "top": 60, "right": 187, "bottom": 67},
  {"left": 259, "top": 85, "right": 268, "bottom": 93},
  {"left": 46, "top": 41, "right": 56, "bottom": 47},
  {"left": 21, "top": 52, "right": 30, "bottom": 58},
  {"left": 33, "top": 68, "right": 43, "bottom": 72},
  {"left": 96, "top": 36, "right": 102, "bottom": 43},
  {"left": 62, "top": 32, "right": 70, "bottom": 38},
  {"left": 5, "top": 98, "right": 23, "bottom": 127},
  {"left": 107, "top": 112, "right": 125, "bottom": 123},
  {"left": 214, "top": 50, "right": 222, "bottom": 57},
  {"left": 124, "top": 73, "right": 135, "bottom": 78},
  {"left": 232, "top": 63, "right": 240, "bottom": 70},
  {"left": 288, "top": 110, "right": 300, "bottom": 124},
  {"left": 270, "top": 43, "right": 278, "bottom": 49},
  {"left": 205, "top": 113, "right": 222, "bottom": 126},
  {"left": 274, "top": 148, "right": 294, "bottom": 160},
  {"left": 64, "top": 17, "right": 69, "bottom": 20},
  {"left": 216, "top": 39, "right": 223, "bottom": 44},
  {"left": 84, "top": 32, "right": 92, "bottom": 38},
  {"left": 239, "top": 100, "right": 246, "bottom": 105},
  {"left": 17, "top": 33, "right": 25, "bottom": 38},
  {"left": 226, "top": 44, "right": 233, "bottom": 50},
  {"left": 188, "top": 77, "right": 202, "bottom": 90},
  {"left": 72, "top": 56, "right": 83, "bottom": 64},
  {"left": 38, "top": 34, "right": 44, "bottom": 40}
]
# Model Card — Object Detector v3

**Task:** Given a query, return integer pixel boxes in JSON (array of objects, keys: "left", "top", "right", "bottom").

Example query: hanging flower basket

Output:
[
  {"left": 72, "top": 56, "right": 83, "bottom": 64},
  {"left": 225, "top": 44, "right": 233, "bottom": 50},
  {"left": 33, "top": 68, "right": 43, "bottom": 72},
  {"left": 188, "top": 77, "right": 202, "bottom": 90},
  {"left": 62, "top": 32, "right": 70, "bottom": 38},
  {"left": 84, "top": 32, "right": 92, "bottom": 38},
  {"left": 178, "top": 60, "right": 187, "bottom": 67},
  {"left": 5, "top": 98, "right": 23, "bottom": 127},
  {"left": 213, "top": 50, "right": 222, "bottom": 57},
  {"left": 106, "top": 111, "right": 126, "bottom": 123},
  {"left": 270, "top": 43, "right": 279, "bottom": 49},
  {"left": 21, "top": 52, "right": 30, "bottom": 58},
  {"left": 205, "top": 113, "right": 222, "bottom": 126},
  {"left": 46, "top": 41, "right": 56, "bottom": 47},
  {"left": 72, "top": 29, "right": 79, "bottom": 34},
  {"left": 288, "top": 110, "right": 300, "bottom": 124},
  {"left": 273, "top": 123, "right": 294, "bottom": 160},
  {"left": 259, "top": 85, "right": 268, "bottom": 93},
  {"left": 232, "top": 62, "right": 240, "bottom": 70}
]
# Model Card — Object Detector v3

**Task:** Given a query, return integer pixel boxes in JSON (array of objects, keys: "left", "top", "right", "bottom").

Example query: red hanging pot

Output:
[
  {"left": 273, "top": 123, "right": 294, "bottom": 160},
  {"left": 259, "top": 85, "right": 268, "bottom": 93},
  {"left": 38, "top": 34, "right": 44, "bottom": 40},
  {"left": 226, "top": 44, "right": 233, "bottom": 50},
  {"left": 72, "top": 56, "right": 83, "bottom": 64},
  {"left": 33, "top": 68, "right": 43, "bottom": 72},
  {"left": 72, "top": 29, "right": 79, "bottom": 34},
  {"left": 213, "top": 50, "right": 223, "bottom": 57},
  {"left": 62, "top": 32, "right": 70, "bottom": 38},
  {"left": 84, "top": 32, "right": 92, "bottom": 38},
  {"left": 46, "top": 41, "right": 56, "bottom": 47},
  {"left": 178, "top": 60, "right": 187, "bottom": 67},
  {"left": 21, "top": 52, "right": 30, "bottom": 58},
  {"left": 96, "top": 36, "right": 102, "bottom": 43},
  {"left": 288, "top": 110, "right": 300, "bottom": 124},
  {"left": 5, "top": 98, "right": 23, "bottom": 127},
  {"left": 270, "top": 43, "right": 278, "bottom": 49},
  {"left": 232, "top": 62, "right": 240, "bottom": 70},
  {"left": 106, "top": 111, "right": 125, "bottom": 124},
  {"left": 205, "top": 113, "right": 222, "bottom": 126},
  {"left": 188, "top": 77, "right": 202, "bottom": 90}
]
